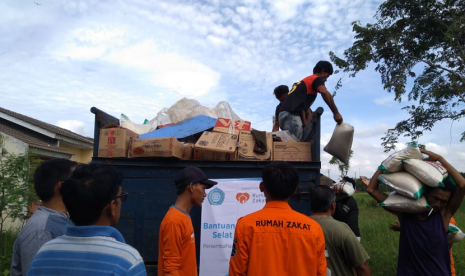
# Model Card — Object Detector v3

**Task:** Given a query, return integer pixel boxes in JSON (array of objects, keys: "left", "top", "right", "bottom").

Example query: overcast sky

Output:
[{"left": 1, "top": 0, "right": 464, "bottom": 180}]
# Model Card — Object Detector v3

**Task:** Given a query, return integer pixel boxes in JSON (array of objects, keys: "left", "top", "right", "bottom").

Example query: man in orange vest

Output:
[
  {"left": 229, "top": 162, "right": 327, "bottom": 275},
  {"left": 158, "top": 167, "right": 217, "bottom": 276}
]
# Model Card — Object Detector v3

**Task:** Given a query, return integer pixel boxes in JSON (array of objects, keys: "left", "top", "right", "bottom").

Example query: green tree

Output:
[
  {"left": 329, "top": 150, "right": 354, "bottom": 179},
  {"left": 0, "top": 135, "right": 41, "bottom": 235},
  {"left": 330, "top": 0, "right": 465, "bottom": 151}
]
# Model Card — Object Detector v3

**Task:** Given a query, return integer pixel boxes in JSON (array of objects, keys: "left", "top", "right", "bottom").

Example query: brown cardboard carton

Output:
[
  {"left": 193, "top": 131, "right": 238, "bottom": 161},
  {"left": 273, "top": 142, "right": 312, "bottom": 162},
  {"left": 98, "top": 126, "right": 138, "bottom": 158},
  {"left": 128, "top": 137, "right": 192, "bottom": 160},
  {"left": 212, "top": 118, "right": 251, "bottom": 134},
  {"left": 237, "top": 131, "right": 273, "bottom": 161}
]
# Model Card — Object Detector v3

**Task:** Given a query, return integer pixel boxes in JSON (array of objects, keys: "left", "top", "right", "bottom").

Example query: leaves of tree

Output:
[
  {"left": 329, "top": 150, "right": 354, "bottom": 179},
  {"left": 329, "top": 0, "right": 465, "bottom": 151}
]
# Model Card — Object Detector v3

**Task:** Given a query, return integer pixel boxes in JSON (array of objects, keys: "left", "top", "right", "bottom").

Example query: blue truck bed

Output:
[{"left": 90, "top": 107, "right": 322, "bottom": 275}]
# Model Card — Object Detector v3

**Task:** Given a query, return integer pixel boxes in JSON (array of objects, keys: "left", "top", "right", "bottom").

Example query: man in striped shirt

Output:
[{"left": 28, "top": 164, "right": 146, "bottom": 276}]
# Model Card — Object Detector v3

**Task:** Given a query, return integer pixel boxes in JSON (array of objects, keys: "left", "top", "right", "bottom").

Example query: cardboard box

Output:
[
  {"left": 193, "top": 131, "right": 238, "bottom": 161},
  {"left": 128, "top": 137, "right": 193, "bottom": 160},
  {"left": 98, "top": 126, "right": 138, "bottom": 158},
  {"left": 212, "top": 118, "right": 251, "bottom": 134},
  {"left": 237, "top": 131, "right": 273, "bottom": 161},
  {"left": 273, "top": 142, "right": 312, "bottom": 162}
]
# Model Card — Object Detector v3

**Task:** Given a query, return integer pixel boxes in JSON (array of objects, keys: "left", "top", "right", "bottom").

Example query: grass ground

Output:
[{"left": 355, "top": 192, "right": 465, "bottom": 276}]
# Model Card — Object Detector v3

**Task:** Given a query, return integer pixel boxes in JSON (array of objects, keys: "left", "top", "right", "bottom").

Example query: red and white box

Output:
[{"left": 212, "top": 118, "right": 251, "bottom": 134}]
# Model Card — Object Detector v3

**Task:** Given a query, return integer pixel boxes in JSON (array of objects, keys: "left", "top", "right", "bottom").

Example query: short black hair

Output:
[
  {"left": 313, "top": 61, "right": 334, "bottom": 75},
  {"left": 34, "top": 158, "right": 77, "bottom": 202},
  {"left": 61, "top": 164, "right": 121, "bottom": 226},
  {"left": 273, "top": 85, "right": 289, "bottom": 99},
  {"left": 310, "top": 185, "right": 336, "bottom": 213},
  {"left": 261, "top": 162, "right": 299, "bottom": 200},
  {"left": 426, "top": 176, "right": 456, "bottom": 196}
]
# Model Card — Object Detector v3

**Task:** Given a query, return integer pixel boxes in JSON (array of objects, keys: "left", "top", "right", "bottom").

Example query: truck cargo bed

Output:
[{"left": 90, "top": 107, "right": 323, "bottom": 275}]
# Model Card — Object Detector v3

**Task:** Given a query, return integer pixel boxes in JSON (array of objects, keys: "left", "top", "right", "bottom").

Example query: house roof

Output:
[
  {"left": 0, "top": 118, "right": 71, "bottom": 155},
  {"left": 320, "top": 174, "right": 336, "bottom": 186},
  {"left": 0, "top": 107, "right": 93, "bottom": 144}
]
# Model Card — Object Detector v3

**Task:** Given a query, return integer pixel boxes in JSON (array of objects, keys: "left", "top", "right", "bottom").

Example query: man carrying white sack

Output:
[
  {"left": 366, "top": 149, "right": 465, "bottom": 276},
  {"left": 333, "top": 177, "right": 361, "bottom": 241}
]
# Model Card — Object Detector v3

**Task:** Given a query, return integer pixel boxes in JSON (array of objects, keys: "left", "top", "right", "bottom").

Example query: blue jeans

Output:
[
  {"left": 278, "top": 111, "right": 303, "bottom": 140},
  {"left": 278, "top": 111, "right": 313, "bottom": 141}
]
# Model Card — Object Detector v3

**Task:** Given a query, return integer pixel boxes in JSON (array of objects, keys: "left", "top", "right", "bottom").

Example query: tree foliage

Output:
[
  {"left": 329, "top": 150, "right": 354, "bottom": 179},
  {"left": 330, "top": 0, "right": 465, "bottom": 151},
  {"left": 0, "top": 135, "right": 41, "bottom": 234}
]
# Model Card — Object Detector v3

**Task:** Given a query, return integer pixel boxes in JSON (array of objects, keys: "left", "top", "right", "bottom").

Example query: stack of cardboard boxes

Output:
[{"left": 97, "top": 118, "right": 312, "bottom": 162}]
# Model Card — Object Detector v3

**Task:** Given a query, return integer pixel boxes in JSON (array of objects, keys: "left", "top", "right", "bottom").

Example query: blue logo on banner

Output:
[{"left": 208, "top": 188, "right": 225, "bottom": 205}]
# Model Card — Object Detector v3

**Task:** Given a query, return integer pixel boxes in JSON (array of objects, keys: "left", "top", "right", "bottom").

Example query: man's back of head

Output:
[
  {"left": 61, "top": 164, "right": 122, "bottom": 226},
  {"left": 273, "top": 85, "right": 289, "bottom": 102},
  {"left": 34, "top": 158, "right": 77, "bottom": 203},
  {"left": 11, "top": 158, "right": 76, "bottom": 276},
  {"left": 310, "top": 185, "right": 371, "bottom": 276},
  {"left": 28, "top": 164, "right": 147, "bottom": 276},
  {"left": 311, "top": 185, "right": 336, "bottom": 214},
  {"left": 261, "top": 162, "right": 299, "bottom": 201}
]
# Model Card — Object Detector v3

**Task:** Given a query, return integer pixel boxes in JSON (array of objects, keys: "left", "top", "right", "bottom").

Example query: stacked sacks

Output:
[
  {"left": 376, "top": 143, "right": 463, "bottom": 244},
  {"left": 376, "top": 142, "right": 449, "bottom": 213},
  {"left": 448, "top": 224, "right": 465, "bottom": 244},
  {"left": 403, "top": 159, "right": 449, "bottom": 187},
  {"left": 378, "top": 141, "right": 423, "bottom": 173},
  {"left": 380, "top": 192, "right": 430, "bottom": 213}
]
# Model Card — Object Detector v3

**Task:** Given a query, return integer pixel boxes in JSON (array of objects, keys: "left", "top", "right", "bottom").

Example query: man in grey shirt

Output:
[{"left": 10, "top": 158, "right": 76, "bottom": 276}]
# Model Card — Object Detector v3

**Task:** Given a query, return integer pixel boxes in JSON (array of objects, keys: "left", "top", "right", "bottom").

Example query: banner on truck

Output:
[{"left": 199, "top": 179, "right": 265, "bottom": 276}]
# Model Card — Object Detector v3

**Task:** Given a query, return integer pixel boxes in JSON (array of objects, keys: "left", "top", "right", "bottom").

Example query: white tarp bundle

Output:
[{"left": 120, "top": 98, "right": 243, "bottom": 134}]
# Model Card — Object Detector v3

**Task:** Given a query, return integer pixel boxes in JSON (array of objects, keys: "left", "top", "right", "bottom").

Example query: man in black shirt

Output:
[
  {"left": 278, "top": 61, "right": 343, "bottom": 141},
  {"left": 272, "top": 85, "right": 289, "bottom": 132},
  {"left": 333, "top": 177, "right": 361, "bottom": 240}
]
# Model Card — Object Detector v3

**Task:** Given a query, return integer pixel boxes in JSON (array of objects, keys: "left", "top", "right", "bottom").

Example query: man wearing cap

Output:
[{"left": 158, "top": 167, "right": 217, "bottom": 276}]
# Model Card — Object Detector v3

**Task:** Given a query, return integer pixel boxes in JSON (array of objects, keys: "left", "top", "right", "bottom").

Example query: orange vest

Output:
[
  {"left": 158, "top": 207, "right": 197, "bottom": 276},
  {"left": 450, "top": 217, "right": 456, "bottom": 276},
  {"left": 229, "top": 201, "right": 327, "bottom": 275}
]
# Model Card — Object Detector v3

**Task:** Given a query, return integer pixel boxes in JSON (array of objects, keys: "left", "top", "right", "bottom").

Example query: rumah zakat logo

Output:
[
  {"left": 236, "top": 193, "right": 250, "bottom": 204},
  {"left": 208, "top": 188, "right": 225, "bottom": 205}
]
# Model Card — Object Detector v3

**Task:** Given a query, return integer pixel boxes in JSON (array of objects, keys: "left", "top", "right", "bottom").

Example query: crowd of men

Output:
[
  {"left": 11, "top": 153, "right": 464, "bottom": 276},
  {"left": 8, "top": 61, "right": 465, "bottom": 275}
]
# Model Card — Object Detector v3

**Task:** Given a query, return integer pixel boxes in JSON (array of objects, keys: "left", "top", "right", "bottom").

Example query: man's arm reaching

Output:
[
  {"left": 366, "top": 169, "right": 388, "bottom": 203},
  {"left": 272, "top": 120, "right": 279, "bottom": 132},
  {"left": 317, "top": 86, "right": 342, "bottom": 124}
]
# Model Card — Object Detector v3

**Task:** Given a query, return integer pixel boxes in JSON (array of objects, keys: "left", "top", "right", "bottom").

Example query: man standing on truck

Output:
[
  {"left": 278, "top": 60, "right": 343, "bottom": 141},
  {"left": 229, "top": 162, "right": 326, "bottom": 276},
  {"left": 272, "top": 85, "right": 289, "bottom": 132},
  {"left": 158, "top": 167, "right": 217, "bottom": 276},
  {"left": 11, "top": 158, "right": 76, "bottom": 276},
  {"left": 366, "top": 149, "right": 465, "bottom": 276},
  {"left": 28, "top": 164, "right": 146, "bottom": 276},
  {"left": 311, "top": 185, "right": 371, "bottom": 276}
]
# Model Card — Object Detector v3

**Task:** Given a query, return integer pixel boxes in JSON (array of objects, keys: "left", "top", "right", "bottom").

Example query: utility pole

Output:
[{"left": 327, "top": 169, "right": 331, "bottom": 178}]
